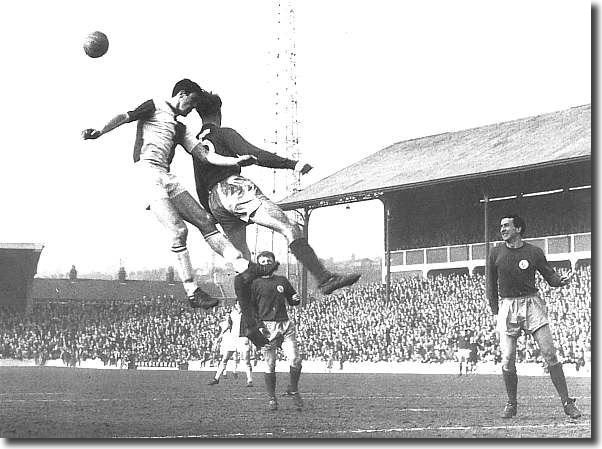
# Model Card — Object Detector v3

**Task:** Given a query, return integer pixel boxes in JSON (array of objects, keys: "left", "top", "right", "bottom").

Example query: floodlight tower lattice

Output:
[
  {"left": 262, "top": 0, "right": 303, "bottom": 280},
  {"left": 268, "top": 0, "right": 302, "bottom": 198}
]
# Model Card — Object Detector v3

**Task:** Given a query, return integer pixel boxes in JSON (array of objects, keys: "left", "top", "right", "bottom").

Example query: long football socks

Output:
[
  {"left": 289, "top": 365, "right": 301, "bottom": 393},
  {"left": 264, "top": 372, "right": 277, "bottom": 398},
  {"left": 549, "top": 362, "right": 570, "bottom": 404},
  {"left": 245, "top": 363, "right": 253, "bottom": 384},
  {"left": 289, "top": 238, "right": 330, "bottom": 284},
  {"left": 502, "top": 367, "right": 518, "bottom": 405},
  {"left": 172, "top": 245, "right": 197, "bottom": 298}
]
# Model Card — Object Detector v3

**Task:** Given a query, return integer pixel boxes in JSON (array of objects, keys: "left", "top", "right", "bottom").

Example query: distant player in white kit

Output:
[{"left": 208, "top": 302, "right": 254, "bottom": 386}]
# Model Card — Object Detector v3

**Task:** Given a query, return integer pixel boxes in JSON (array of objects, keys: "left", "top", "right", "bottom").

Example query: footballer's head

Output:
[
  {"left": 196, "top": 90, "right": 222, "bottom": 122},
  {"left": 500, "top": 214, "right": 526, "bottom": 240},
  {"left": 257, "top": 251, "right": 279, "bottom": 276},
  {"left": 171, "top": 78, "right": 203, "bottom": 116}
]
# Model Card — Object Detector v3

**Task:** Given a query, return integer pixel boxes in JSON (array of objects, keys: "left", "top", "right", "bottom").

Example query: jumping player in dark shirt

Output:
[
  {"left": 487, "top": 214, "right": 580, "bottom": 419},
  {"left": 183, "top": 89, "right": 361, "bottom": 297}
]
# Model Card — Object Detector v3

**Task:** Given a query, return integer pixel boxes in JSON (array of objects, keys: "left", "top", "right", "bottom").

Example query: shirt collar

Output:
[{"left": 165, "top": 100, "right": 179, "bottom": 116}]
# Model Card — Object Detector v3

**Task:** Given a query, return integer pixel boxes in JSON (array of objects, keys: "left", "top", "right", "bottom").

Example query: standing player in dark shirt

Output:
[
  {"left": 185, "top": 90, "right": 361, "bottom": 296},
  {"left": 456, "top": 329, "right": 472, "bottom": 376},
  {"left": 487, "top": 214, "right": 580, "bottom": 419},
  {"left": 247, "top": 251, "right": 304, "bottom": 412}
]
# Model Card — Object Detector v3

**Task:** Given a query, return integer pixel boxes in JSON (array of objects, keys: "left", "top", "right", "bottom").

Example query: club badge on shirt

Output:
[
  {"left": 277, "top": 285, "right": 284, "bottom": 293},
  {"left": 518, "top": 260, "right": 529, "bottom": 270}
]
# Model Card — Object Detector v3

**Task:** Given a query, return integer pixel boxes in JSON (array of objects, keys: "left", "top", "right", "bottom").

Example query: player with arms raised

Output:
[
  {"left": 81, "top": 79, "right": 260, "bottom": 309},
  {"left": 187, "top": 89, "right": 361, "bottom": 296}
]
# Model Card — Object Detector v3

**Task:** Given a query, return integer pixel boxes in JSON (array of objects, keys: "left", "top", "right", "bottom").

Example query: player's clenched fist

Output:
[{"left": 81, "top": 128, "right": 102, "bottom": 140}]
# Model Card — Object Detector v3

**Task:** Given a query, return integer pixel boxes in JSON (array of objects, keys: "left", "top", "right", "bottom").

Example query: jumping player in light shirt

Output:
[{"left": 82, "top": 79, "right": 260, "bottom": 309}]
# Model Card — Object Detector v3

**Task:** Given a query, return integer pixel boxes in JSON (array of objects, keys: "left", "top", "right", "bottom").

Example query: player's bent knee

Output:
[{"left": 172, "top": 224, "right": 188, "bottom": 247}]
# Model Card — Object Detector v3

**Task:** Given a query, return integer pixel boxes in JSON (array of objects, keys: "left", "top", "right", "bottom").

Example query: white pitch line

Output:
[
  {"left": 300, "top": 394, "right": 592, "bottom": 401},
  {"left": 0, "top": 392, "right": 65, "bottom": 396},
  {"left": 0, "top": 399, "right": 433, "bottom": 412},
  {"left": 400, "top": 408, "right": 432, "bottom": 411},
  {"left": 122, "top": 421, "right": 591, "bottom": 439},
  {"left": 0, "top": 395, "right": 591, "bottom": 404},
  {"left": 1, "top": 398, "right": 120, "bottom": 403}
]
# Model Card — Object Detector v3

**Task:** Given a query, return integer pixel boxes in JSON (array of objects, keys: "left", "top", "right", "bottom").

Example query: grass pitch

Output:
[{"left": 0, "top": 366, "right": 590, "bottom": 438}]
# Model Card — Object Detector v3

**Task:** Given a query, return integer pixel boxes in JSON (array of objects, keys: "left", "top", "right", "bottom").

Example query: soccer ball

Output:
[{"left": 83, "top": 31, "right": 109, "bottom": 58}]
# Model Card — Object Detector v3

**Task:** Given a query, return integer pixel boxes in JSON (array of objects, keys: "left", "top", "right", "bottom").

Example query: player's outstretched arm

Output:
[
  {"left": 82, "top": 113, "right": 131, "bottom": 140},
  {"left": 211, "top": 153, "right": 257, "bottom": 167},
  {"left": 222, "top": 127, "right": 309, "bottom": 171},
  {"left": 181, "top": 127, "right": 257, "bottom": 167},
  {"left": 82, "top": 99, "right": 155, "bottom": 140}
]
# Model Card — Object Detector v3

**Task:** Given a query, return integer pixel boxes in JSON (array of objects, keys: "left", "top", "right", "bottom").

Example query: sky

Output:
[{"left": 0, "top": 0, "right": 592, "bottom": 277}]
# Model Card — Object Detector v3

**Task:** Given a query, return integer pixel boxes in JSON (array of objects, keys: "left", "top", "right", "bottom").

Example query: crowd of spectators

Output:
[
  {"left": 292, "top": 265, "right": 591, "bottom": 368},
  {"left": 0, "top": 266, "right": 591, "bottom": 370},
  {"left": 0, "top": 297, "right": 223, "bottom": 368}
]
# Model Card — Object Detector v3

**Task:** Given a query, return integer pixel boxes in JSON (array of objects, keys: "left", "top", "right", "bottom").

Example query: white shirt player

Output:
[
  {"left": 128, "top": 99, "right": 230, "bottom": 173},
  {"left": 130, "top": 98, "right": 186, "bottom": 170},
  {"left": 219, "top": 305, "right": 249, "bottom": 353}
]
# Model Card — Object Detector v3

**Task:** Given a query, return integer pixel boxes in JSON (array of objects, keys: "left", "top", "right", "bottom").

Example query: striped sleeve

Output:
[
  {"left": 131, "top": 100, "right": 156, "bottom": 162},
  {"left": 127, "top": 99, "right": 156, "bottom": 122}
]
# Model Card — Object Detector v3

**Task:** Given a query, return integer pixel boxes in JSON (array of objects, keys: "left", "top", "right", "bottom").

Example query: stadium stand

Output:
[
  {"left": 0, "top": 243, "right": 44, "bottom": 311},
  {"left": 0, "top": 106, "right": 590, "bottom": 371},
  {"left": 30, "top": 278, "right": 225, "bottom": 304},
  {"left": 0, "top": 266, "right": 590, "bottom": 370}
]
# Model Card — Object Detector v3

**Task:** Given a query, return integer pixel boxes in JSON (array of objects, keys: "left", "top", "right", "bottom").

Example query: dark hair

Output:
[
  {"left": 196, "top": 90, "right": 222, "bottom": 118},
  {"left": 501, "top": 214, "right": 526, "bottom": 236},
  {"left": 171, "top": 78, "right": 202, "bottom": 97},
  {"left": 257, "top": 251, "right": 276, "bottom": 262}
]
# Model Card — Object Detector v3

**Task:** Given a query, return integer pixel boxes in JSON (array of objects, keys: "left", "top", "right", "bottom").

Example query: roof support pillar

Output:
[
  {"left": 300, "top": 207, "right": 311, "bottom": 306},
  {"left": 483, "top": 187, "right": 491, "bottom": 295},
  {"left": 382, "top": 198, "right": 391, "bottom": 303}
]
